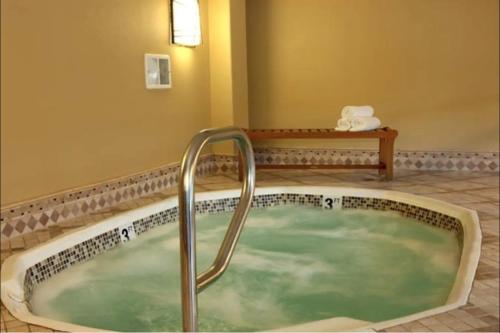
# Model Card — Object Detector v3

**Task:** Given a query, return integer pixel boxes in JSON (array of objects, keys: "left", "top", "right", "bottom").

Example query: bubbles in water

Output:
[{"left": 31, "top": 206, "right": 460, "bottom": 332}]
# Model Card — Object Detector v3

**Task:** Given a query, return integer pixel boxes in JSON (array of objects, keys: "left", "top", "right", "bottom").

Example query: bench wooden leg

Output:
[
  {"left": 385, "top": 137, "right": 395, "bottom": 180},
  {"left": 378, "top": 138, "right": 387, "bottom": 177}
]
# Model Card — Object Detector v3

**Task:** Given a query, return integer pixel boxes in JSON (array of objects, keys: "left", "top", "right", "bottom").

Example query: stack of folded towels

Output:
[{"left": 335, "top": 105, "right": 381, "bottom": 132}]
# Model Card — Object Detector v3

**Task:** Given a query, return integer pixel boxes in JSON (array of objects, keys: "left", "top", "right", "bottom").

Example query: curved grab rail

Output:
[{"left": 178, "top": 127, "right": 256, "bottom": 332}]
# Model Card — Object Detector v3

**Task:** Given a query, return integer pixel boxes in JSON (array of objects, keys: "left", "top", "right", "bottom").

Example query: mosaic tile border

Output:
[
  {"left": 133, "top": 208, "right": 179, "bottom": 236},
  {"left": 133, "top": 194, "right": 321, "bottom": 236},
  {"left": 23, "top": 229, "right": 121, "bottom": 301},
  {"left": 3, "top": 147, "right": 493, "bottom": 240},
  {"left": 343, "top": 196, "right": 462, "bottom": 234},
  {"left": 253, "top": 147, "right": 499, "bottom": 172},
  {"left": 23, "top": 193, "right": 462, "bottom": 305}
]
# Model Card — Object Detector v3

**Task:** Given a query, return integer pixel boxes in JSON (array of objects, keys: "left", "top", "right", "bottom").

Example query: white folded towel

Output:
[
  {"left": 335, "top": 118, "right": 351, "bottom": 131},
  {"left": 349, "top": 116, "right": 381, "bottom": 132},
  {"left": 341, "top": 105, "right": 374, "bottom": 119}
]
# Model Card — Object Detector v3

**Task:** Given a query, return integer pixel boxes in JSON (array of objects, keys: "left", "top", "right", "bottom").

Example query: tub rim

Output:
[{"left": 1, "top": 186, "right": 481, "bottom": 332}]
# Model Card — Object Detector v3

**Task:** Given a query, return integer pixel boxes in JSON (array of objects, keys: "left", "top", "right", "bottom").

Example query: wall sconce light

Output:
[{"left": 170, "top": 0, "right": 202, "bottom": 47}]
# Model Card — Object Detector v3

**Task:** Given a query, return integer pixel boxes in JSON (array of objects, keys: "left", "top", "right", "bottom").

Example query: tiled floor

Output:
[{"left": 1, "top": 169, "right": 499, "bottom": 332}]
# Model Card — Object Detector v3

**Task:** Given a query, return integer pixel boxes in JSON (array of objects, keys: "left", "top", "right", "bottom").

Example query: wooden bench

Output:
[{"left": 238, "top": 127, "right": 398, "bottom": 180}]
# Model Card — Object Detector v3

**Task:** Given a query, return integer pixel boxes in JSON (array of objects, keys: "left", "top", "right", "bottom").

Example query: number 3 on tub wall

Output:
[
  {"left": 119, "top": 223, "right": 137, "bottom": 243},
  {"left": 323, "top": 196, "right": 342, "bottom": 210}
]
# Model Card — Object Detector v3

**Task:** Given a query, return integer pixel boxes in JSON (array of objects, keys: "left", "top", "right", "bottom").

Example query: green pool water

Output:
[{"left": 31, "top": 206, "right": 460, "bottom": 332}]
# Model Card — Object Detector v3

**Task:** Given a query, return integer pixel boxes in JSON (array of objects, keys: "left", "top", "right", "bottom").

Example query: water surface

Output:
[{"left": 31, "top": 206, "right": 460, "bottom": 331}]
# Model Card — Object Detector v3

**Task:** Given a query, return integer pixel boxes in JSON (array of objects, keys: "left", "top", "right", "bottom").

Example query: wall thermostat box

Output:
[{"left": 144, "top": 54, "right": 171, "bottom": 89}]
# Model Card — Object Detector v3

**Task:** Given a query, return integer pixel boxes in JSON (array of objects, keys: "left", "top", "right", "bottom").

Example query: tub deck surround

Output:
[
  {"left": 0, "top": 170, "right": 498, "bottom": 332},
  {"left": 1, "top": 150, "right": 498, "bottom": 242},
  {"left": 0, "top": 184, "right": 482, "bottom": 332}
]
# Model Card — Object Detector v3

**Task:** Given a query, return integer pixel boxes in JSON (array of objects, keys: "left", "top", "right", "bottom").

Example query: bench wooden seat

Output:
[{"left": 238, "top": 127, "right": 398, "bottom": 180}]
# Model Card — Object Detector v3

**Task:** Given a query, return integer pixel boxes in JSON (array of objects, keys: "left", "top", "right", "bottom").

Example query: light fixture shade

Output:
[{"left": 170, "top": 0, "right": 202, "bottom": 47}]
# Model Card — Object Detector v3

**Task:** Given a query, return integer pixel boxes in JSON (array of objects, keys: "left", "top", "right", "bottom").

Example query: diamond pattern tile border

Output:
[
  {"left": 1, "top": 155, "right": 220, "bottom": 240},
  {"left": 1, "top": 149, "right": 497, "bottom": 240},
  {"left": 253, "top": 148, "right": 499, "bottom": 172}
]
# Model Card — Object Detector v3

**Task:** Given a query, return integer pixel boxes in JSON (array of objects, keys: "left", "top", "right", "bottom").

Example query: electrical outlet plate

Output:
[{"left": 145, "top": 54, "right": 171, "bottom": 89}]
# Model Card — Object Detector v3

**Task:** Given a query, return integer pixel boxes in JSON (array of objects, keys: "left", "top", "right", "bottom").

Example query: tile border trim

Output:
[
  {"left": 253, "top": 147, "right": 499, "bottom": 172},
  {"left": 1, "top": 155, "right": 235, "bottom": 240},
  {"left": 2, "top": 148, "right": 495, "bottom": 240}
]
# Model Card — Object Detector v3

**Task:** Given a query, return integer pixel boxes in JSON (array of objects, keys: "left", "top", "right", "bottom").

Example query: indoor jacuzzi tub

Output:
[{"left": 1, "top": 186, "right": 481, "bottom": 332}]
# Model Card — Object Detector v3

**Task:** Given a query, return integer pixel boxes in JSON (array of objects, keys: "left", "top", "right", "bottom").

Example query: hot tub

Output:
[{"left": 1, "top": 186, "right": 481, "bottom": 332}]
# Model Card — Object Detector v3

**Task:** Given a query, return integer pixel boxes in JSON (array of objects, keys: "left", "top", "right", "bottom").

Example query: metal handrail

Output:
[{"left": 178, "top": 127, "right": 256, "bottom": 332}]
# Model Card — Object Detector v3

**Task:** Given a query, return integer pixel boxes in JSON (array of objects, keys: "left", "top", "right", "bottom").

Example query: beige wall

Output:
[
  {"left": 1, "top": 0, "right": 212, "bottom": 205},
  {"left": 230, "top": 0, "right": 249, "bottom": 129},
  {"left": 247, "top": 0, "right": 499, "bottom": 152},
  {"left": 208, "top": 0, "right": 249, "bottom": 154},
  {"left": 208, "top": 0, "right": 234, "bottom": 154},
  {"left": 3, "top": 0, "right": 498, "bottom": 206}
]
